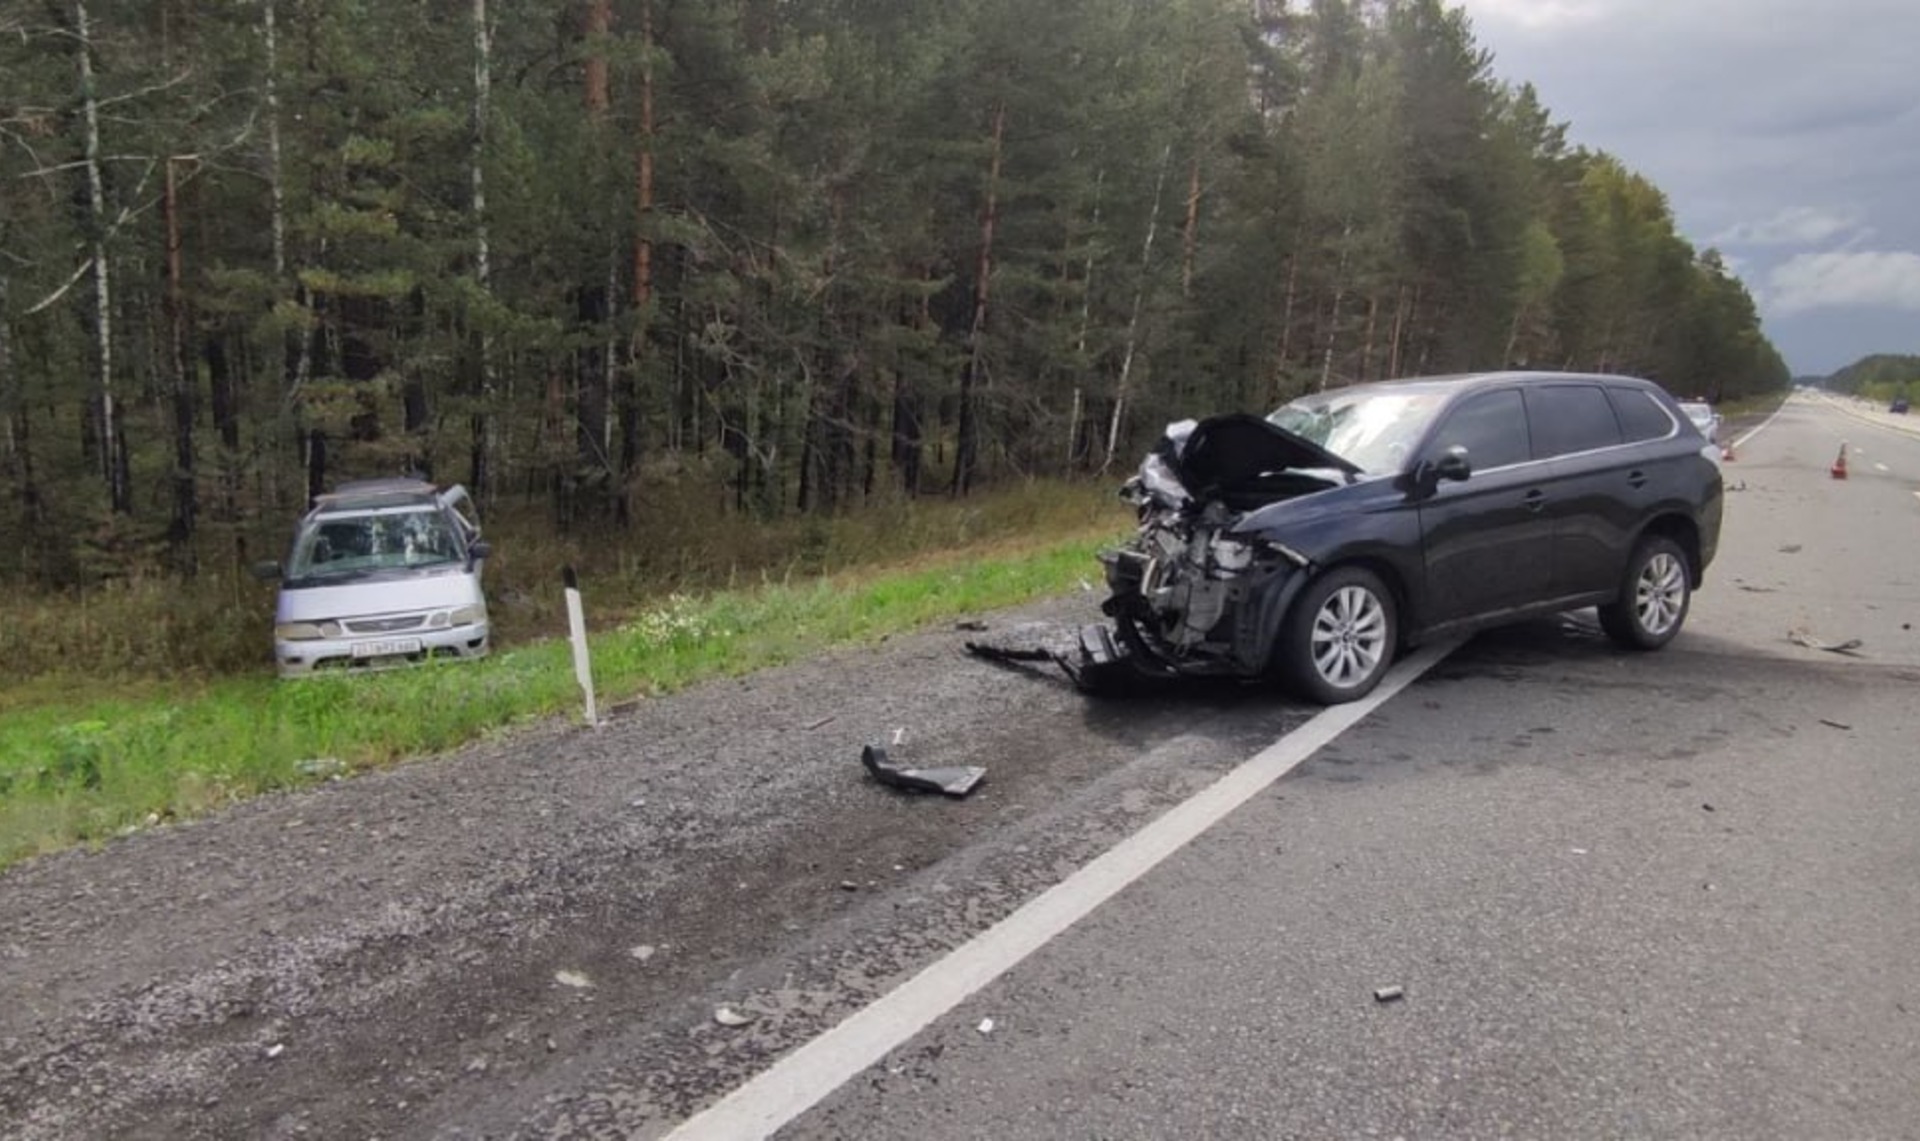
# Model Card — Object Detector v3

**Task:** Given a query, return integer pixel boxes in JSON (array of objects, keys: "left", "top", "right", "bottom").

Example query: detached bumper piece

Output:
[
  {"left": 963, "top": 623, "right": 1154, "bottom": 694},
  {"left": 861, "top": 745, "right": 987, "bottom": 798}
]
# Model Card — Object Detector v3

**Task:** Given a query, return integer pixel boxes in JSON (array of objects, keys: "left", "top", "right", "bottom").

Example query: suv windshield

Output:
[
  {"left": 1268, "top": 389, "right": 1450, "bottom": 474},
  {"left": 287, "top": 507, "right": 464, "bottom": 581}
]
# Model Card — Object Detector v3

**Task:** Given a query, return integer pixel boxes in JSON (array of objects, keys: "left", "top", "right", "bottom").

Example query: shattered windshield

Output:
[
  {"left": 1268, "top": 390, "right": 1450, "bottom": 474},
  {"left": 287, "top": 508, "right": 464, "bottom": 582}
]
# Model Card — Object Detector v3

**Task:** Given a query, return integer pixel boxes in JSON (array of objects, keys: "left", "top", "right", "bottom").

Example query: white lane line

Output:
[
  {"left": 1732, "top": 399, "right": 1792, "bottom": 450},
  {"left": 665, "top": 639, "right": 1461, "bottom": 1141}
]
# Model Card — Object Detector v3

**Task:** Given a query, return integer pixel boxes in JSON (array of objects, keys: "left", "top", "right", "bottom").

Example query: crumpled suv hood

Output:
[{"left": 1139, "top": 413, "right": 1360, "bottom": 509}]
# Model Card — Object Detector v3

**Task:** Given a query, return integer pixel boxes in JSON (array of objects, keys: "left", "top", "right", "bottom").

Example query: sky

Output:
[{"left": 1452, "top": 0, "right": 1920, "bottom": 377}]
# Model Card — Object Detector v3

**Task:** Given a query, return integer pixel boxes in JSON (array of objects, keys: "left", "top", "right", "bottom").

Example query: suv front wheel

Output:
[
  {"left": 1281, "top": 566, "right": 1398, "bottom": 704},
  {"left": 1598, "top": 535, "right": 1691, "bottom": 650}
]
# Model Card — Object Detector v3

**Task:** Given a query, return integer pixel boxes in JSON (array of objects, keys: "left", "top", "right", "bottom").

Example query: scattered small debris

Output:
[
  {"left": 629, "top": 944, "right": 657, "bottom": 962},
  {"left": 465, "top": 1056, "right": 490, "bottom": 1075},
  {"left": 862, "top": 745, "right": 986, "bottom": 798},
  {"left": 839, "top": 880, "right": 860, "bottom": 892},
  {"left": 1819, "top": 719, "right": 1853, "bottom": 731},
  {"left": 1788, "top": 628, "right": 1865, "bottom": 656},
  {"left": 802, "top": 716, "right": 835, "bottom": 731},
  {"left": 1702, "top": 803, "right": 1716, "bottom": 813},
  {"left": 295, "top": 757, "right": 345, "bottom": 777},
  {"left": 954, "top": 620, "right": 989, "bottom": 632},
  {"left": 555, "top": 970, "right": 592, "bottom": 989},
  {"left": 1570, "top": 848, "right": 1589, "bottom": 855},
  {"left": 628, "top": 798, "right": 647, "bottom": 808},
  {"left": 1778, "top": 544, "right": 1803, "bottom": 554},
  {"left": 265, "top": 1043, "right": 286, "bottom": 1060},
  {"left": 977, "top": 1018, "right": 995, "bottom": 1035},
  {"left": 1373, "top": 985, "right": 1405, "bottom": 1003},
  {"left": 1737, "top": 584, "right": 1777, "bottom": 594},
  {"left": 714, "top": 1006, "right": 753, "bottom": 1027}
]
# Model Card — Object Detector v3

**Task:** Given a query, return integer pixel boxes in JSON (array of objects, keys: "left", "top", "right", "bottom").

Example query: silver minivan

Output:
[{"left": 256, "top": 479, "right": 492, "bottom": 678}]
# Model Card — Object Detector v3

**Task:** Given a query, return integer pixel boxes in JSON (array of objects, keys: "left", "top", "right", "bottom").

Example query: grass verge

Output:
[{"left": 0, "top": 526, "right": 1122, "bottom": 870}]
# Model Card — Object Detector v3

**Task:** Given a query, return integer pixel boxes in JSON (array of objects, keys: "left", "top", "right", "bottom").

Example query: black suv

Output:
[{"left": 1097, "top": 372, "right": 1724, "bottom": 704}]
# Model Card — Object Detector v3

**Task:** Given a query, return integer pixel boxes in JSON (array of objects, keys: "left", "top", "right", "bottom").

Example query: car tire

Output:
[
  {"left": 1280, "top": 566, "right": 1397, "bottom": 705},
  {"left": 1597, "top": 535, "right": 1690, "bottom": 650}
]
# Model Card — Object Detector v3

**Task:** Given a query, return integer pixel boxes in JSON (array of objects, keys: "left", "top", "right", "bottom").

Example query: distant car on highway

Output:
[
  {"left": 1678, "top": 400, "right": 1721, "bottom": 442},
  {"left": 1095, "top": 372, "right": 1725, "bottom": 704},
  {"left": 1892, "top": 397, "right": 1910, "bottom": 414}
]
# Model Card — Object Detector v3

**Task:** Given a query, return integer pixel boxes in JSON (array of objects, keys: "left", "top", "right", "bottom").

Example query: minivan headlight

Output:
[
  {"left": 275, "top": 621, "right": 342, "bottom": 641},
  {"left": 447, "top": 605, "right": 486, "bottom": 628}
]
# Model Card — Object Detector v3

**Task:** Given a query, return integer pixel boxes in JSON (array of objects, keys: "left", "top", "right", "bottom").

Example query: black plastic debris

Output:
[
  {"left": 862, "top": 745, "right": 986, "bottom": 798},
  {"left": 963, "top": 622, "right": 1145, "bottom": 694}
]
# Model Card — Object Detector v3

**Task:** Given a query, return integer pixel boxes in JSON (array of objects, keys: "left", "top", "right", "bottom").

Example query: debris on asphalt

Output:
[
  {"left": 1818, "top": 719, "right": 1853, "bottom": 731},
  {"left": 554, "top": 970, "right": 592, "bottom": 989},
  {"left": 964, "top": 622, "right": 1145, "bottom": 694},
  {"left": 861, "top": 744, "right": 986, "bottom": 798},
  {"left": 1787, "top": 628, "right": 1865, "bottom": 656},
  {"left": 1778, "top": 544, "right": 1803, "bottom": 554},
  {"left": 714, "top": 1006, "right": 753, "bottom": 1027},
  {"left": 977, "top": 1018, "right": 995, "bottom": 1035},
  {"left": 265, "top": 1043, "right": 286, "bottom": 1060},
  {"left": 295, "top": 757, "right": 345, "bottom": 777},
  {"left": 802, "top": 715, "right": 835, "bottom": 731},
  {"left": 1373, "top": 985, "right": 1405, "bottom": 1003},
  {"left": 954, "top": 620, "right": 989, "bottom": 632},
  {"left": 839, "top": 880, "right": 860, "bottom": 891},
  {"left": 1702, "top": 803, "right": 1715, "bottom": 813},
  {"left": 629, "top": 944, "right": 657, "bottom": 962}
]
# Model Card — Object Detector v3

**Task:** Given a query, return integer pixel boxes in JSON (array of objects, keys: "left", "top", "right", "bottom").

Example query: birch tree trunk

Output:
[
  {"left": 1180, "top": 156, "right": 1202, "bottom": 298},
  {"left": 73, "top": 0, "right": 128, "bottom": 514},
  {"left": 1065, "top": 168, "right": 1103, "bottom": 471},
  {"left": 469, "top": 0, "right": 496, "bottom": 503},
  {"left": 951, "top": 101, "right": 1005, "bottom": 497},
  {"left": 1102, "top": 141, "right": 1174, "bottom": 474}
]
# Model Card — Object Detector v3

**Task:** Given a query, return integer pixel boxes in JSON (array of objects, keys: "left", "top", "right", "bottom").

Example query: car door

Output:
[
  {"left": 1523, "top": 382, "right": 1637, "bottom": 601},
  {"left": 1415, "top": 388, "right": 1554, "bottom": 626}
]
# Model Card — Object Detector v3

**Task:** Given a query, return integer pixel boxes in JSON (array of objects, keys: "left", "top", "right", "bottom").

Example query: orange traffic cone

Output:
[{"left": 1830, "top": 443, "right": 1848, "bottom": 480}]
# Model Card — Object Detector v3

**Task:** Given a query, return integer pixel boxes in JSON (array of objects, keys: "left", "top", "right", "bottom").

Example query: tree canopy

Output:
[{"left": 0, "top": 0, "right": 1792, "bottom": 585}]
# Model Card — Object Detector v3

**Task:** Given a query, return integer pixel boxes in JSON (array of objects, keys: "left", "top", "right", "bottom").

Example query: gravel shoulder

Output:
[{"left": 0, "top": 593, "right": 1314, "bottom": 1140}]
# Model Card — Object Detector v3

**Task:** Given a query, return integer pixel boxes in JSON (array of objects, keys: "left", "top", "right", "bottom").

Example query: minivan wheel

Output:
[
  {"left": 1281, "top": 566, "right": 1397, "bottom": 705},
  {"left": 1598, "top": 535, "right": 1691, "bottom": 650}
]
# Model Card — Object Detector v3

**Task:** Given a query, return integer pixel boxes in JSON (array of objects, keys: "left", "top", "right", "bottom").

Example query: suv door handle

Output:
[
  {"left": 1627, "top": 470, "right": 1648, "bottom": 489},
  {"left": 1523, "top": 489, "right": 1547, "bottom": 513}
]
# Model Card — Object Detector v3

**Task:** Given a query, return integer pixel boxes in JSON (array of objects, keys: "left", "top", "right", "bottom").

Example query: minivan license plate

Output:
[{"left": 353, "top": 638, "right": 422, "bottom": 659}]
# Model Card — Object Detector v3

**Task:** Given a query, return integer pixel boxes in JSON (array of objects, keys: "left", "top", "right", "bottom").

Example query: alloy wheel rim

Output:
[
  {"left": 1310, "top": 585, "right": 1387, "bottom": 688},
  {"left": 1635, "top": 552, "right": 1686, "bottom": 636}
]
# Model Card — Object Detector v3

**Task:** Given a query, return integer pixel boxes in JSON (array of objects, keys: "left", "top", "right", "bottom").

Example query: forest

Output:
[{"left": 0, "top": 0, "right": 1791, "bottom": 590}]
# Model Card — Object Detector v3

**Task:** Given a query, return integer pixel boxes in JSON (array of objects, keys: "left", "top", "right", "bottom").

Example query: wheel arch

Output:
[{"left": 1635, "top": 512, "right": 1704, "bottom": 587}]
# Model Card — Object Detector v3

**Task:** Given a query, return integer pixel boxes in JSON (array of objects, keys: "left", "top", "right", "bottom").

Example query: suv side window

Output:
[
  {"left": 1527, "top": 384, "right": 1623, "bottom": 458},
  {"left": 1606, "top": 387, "right": 1677, "bottom": 443},
  {"left": 1427, "top": 389, "right": 1531, "bottom": 470}
]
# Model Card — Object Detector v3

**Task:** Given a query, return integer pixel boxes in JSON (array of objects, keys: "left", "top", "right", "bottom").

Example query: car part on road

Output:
[
  {"left": 1373, "top": 985, "right": 1406, "bottom": 1003},
  {"left": 1787, "top": 628, "right": 1865, "bottom": 656},
  {"left": 861, "top": 745, "right": 987, "bottom": 798}
]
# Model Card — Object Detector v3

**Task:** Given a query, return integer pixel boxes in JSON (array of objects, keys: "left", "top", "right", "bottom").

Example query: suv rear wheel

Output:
[
  {"left": 1598, "top": 535, "right": 1690, "bottom": 650},
  {"left": 1281, "top": 566, "right": 1397, "bottom": 704}
]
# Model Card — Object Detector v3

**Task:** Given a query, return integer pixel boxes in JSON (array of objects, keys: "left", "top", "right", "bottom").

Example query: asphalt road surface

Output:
[{"left": 2, "top": 392, "right": 1916, "bottom": 1140}]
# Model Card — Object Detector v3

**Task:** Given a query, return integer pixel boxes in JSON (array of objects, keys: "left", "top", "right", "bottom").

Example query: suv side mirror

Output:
[
  {"left": 466, "top": 540, "right": 493, "bottom": 568},
  {"left": 1434, "top": 446, "right": 1472, "bottom": 483},
  {"left": 1411, "top": 446, "right": 1473, "bottom": 498}
]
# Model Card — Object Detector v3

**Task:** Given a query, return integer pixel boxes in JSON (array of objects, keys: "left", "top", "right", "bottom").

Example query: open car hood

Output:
[{"left": 1167, "top": 413, "right": 1361, "bottom": 497}]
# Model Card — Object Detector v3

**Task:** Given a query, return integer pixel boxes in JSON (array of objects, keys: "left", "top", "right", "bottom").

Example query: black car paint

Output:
[{"left": 1104, "top": 372, "right": 1722, "bottom": 681}]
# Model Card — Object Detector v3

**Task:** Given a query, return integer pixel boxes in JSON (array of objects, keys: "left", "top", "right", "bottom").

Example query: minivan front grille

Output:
[{"left": 346, "top": 615, "right": 426, "bottom": 634}]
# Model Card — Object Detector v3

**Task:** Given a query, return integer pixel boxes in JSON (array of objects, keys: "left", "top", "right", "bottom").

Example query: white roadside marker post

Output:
[{"left": 563, "top": 565, "right": 598, "bottom": 727}]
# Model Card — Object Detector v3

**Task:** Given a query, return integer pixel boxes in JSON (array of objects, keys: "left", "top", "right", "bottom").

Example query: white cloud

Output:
[
  {"left": 1713, "top": 207, "right": 1862, "bottom": 248},
  {"left": 1767, "top": 251, "right": 1920, "bottom": 315},
  {"left": 1461, "top": 0, "right": 1613, "bottom": 32}
]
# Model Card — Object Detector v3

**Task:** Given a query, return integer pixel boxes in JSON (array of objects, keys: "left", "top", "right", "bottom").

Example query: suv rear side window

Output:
[
  {"left": 1428, "top": 389, "right": 1531, "bottom": 470},
  {"left": 1606, "top": 387, "right": 1676, "bottom": 443},
  {"left": 1527, "top": 384, "right": 1623, "bottom": 458}
]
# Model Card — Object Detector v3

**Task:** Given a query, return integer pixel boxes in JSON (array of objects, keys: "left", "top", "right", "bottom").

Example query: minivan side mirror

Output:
[
  {"left": 251, "top": 560, "right": 283, "bottom": 582},
  {"left": 466, "top": 540, "right": 493, "bottom": 568}
]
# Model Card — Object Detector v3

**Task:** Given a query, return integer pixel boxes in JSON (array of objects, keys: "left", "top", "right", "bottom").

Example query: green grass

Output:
[{"left": 0, "top": 524, "right": 1124, "bottom": 870}]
